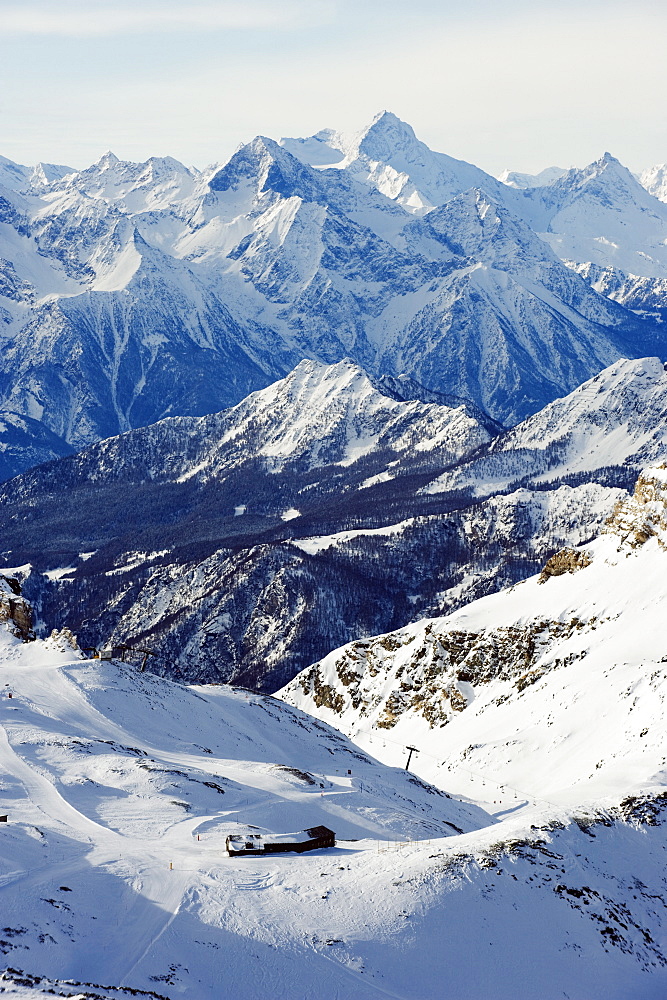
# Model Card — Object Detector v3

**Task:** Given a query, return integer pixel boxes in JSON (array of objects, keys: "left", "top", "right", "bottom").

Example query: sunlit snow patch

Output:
[
  {"left": 358, "top": 469, "right": 395, "bottom": 489},
  {"left": 292, "top": 518, "right": 413, "bottom": 555},
  {"left": 281, "top": 508, "right": 301, "bottom": 521},
  {"left": 43, "top": 566, "right": 75, "bottom": 581}
]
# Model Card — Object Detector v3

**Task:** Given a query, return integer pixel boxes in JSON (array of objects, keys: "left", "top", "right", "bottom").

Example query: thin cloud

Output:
[{"left": 0, "top": 2, "right": 332, "bottom": 36}]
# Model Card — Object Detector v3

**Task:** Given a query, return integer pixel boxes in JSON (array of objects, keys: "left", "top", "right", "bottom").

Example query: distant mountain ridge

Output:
[{"left": 1, "top": 112, "right": 666, "bottom": 478}]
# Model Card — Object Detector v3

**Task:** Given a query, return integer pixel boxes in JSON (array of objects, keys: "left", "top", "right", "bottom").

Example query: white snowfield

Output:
[
  {"left": 0, "top": 629, "right": 502, "bottom": 1000},
  {"left": 0, "top": 552, "right": 665, "bottom": 1000},
  {"left": 2, "top": 643, "right": 665, "bottom": 1000}
]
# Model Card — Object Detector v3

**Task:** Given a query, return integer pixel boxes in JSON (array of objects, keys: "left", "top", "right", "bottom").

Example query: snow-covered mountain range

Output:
[
  {"left": 1, "top": 112, "right": 667, "bottom": 479},
  {"left": 0, "top": 353, "right": 662, "bottom": 691},
  {"left": 3, "top": 112, "right": 667, "bottom": 1000}
]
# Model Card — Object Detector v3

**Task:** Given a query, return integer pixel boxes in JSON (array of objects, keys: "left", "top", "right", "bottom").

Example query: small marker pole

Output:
[{"left": 169, "top": 861, "right": 173, "bottom": 870}]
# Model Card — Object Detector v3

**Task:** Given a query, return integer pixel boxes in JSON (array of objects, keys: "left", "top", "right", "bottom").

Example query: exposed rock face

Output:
[
  {"left": 604, "top": 464, "right": 667, "bottom": 549},
  {"left": 291, "top": 616, "right": 595, "bottom": 730},
  {"left": 0, "top": 575, "right": 34, "bottom": 640},
  {"left": 283, "top": 463, "right": 667, "bottom": 742},
  {"left": 538, "top": 548, "right": 592, "bottom": 583}
]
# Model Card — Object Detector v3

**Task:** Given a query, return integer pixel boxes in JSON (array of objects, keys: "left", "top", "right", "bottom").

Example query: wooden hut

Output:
[{"left": 226, "top": 826, "right": 335, "bottom": 856}]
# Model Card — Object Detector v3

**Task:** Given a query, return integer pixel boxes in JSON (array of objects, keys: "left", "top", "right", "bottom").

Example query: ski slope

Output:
[{"left": 1, "top": 615, "right": 666, "bottom": 998}]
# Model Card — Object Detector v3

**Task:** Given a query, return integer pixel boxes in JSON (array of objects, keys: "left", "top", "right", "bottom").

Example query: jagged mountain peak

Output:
[
  {"left": 279, "top": 112, "right": 508, "bottom": 216},
  {"left": 94, "top": 149, "right": 121, "bottom": 170},
  {"left": 353, "top": 110, "right": 421, "bottom": 159},
  {"left": 29, "top": 160, "right": 75, "bottom": 189},
  {"left": 531, "top": 149, "right": 667, "bottom": 278},
  {"left": 338, "top": 112, "right": 501, "bottom": 214},
  {"left": 420, "top": 185, "right": 557, "bottom": 266},
  {"left": 231, "top": 357, "right": 494, "bottom": 472},
  {"left": 599, "top": 150, "right": 620, "bottom": 167},
  {"left": 209, "top": 134, "right": 324, "bottom": 203},
  {"left": 547, "top": 150, "right": 657, "bottom": 205}
]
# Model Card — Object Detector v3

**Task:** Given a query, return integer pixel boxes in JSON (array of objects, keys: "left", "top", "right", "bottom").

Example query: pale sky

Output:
[{"left": 1, "top": 0, "right": 666, "bottom": 176}]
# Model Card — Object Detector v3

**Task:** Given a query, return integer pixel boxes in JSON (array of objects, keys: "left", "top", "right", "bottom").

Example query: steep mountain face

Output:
[
  {"left": 640, "top": 162, "right": 667, "bottom": 203},
  {"left": 533, "top": 153, "right": 667, "bottom": 278},
  {"left": 0, "top": 114, "right": 665, "bottom": 477},
  {"left": 424, "top": 356, "right": 667, "bottom": 498},
  {"left": 376, "top": 189, "right": 656, "bottom": 425},
  {"left": 4, "top": 355, "right": 663, "bottom": 691},
  {"left": 279, "top": 463, "right": 667, "bottom": 820},
  {"left": 565, "top": 261, "right": 667, "bottom": 327}
]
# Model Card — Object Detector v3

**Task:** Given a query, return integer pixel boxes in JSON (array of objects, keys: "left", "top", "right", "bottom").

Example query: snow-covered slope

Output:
[
  {"left": 280, "top": 464, "right": 667, "bottom": 819},
  {"left": 0, "top": 627, "right": 502, "bottom": 998},
  {"left": 2, "top": 605, "right": 667, "bottom": 998},
  {"left": 640, "top": 163, "right": 667, "bottom": 204}
]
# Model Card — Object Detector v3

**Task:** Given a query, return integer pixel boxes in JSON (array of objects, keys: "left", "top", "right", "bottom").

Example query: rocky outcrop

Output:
[
  {"left": 538, "top": 548, "right": 592, "bottom": 584},
  {"left": 289, "top": 616, "right": 596, "bottom": 730},
  {"left": 604, "top": 464, "right": 667, "bottom": 549},
  {"left": 0, "top": 575, "right": 34, "bottom": 640},
  {"left": 44, "top": 627, "right": 80, "bottom": 654}
]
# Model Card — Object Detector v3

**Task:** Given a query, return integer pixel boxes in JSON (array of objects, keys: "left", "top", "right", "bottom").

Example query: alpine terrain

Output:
[
  {"left": 1, "top": 112, "right": 667, "bottom": 478},
  {"left": 1, "top": 112, "right": 667, "bottom": 999}
]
